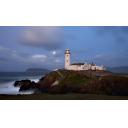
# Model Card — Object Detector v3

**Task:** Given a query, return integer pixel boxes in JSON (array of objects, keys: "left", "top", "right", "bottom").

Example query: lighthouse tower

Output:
[{"left": 65, "top": 49, "right": 71, "bottom": 69}]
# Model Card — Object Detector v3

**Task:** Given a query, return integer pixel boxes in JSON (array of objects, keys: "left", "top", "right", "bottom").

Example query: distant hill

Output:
[
  {"left": 25, "top": 68, "right": 51, "bottom": 75},
  {"left": 108, "top": 66, "right": 128, "bottom": 74}
]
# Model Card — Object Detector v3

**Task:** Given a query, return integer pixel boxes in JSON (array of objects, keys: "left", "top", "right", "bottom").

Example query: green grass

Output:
[
  {"left": 57, "top": 70, "right": 93, "bottom": 87},
  {"left": 60, "top": 74, "right": 89, "bottom": 86}
]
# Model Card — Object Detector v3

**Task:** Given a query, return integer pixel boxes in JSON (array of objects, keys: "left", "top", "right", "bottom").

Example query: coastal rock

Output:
[
  {"left": 19, "top": 82, "right": 36, "bottom": 91},
  {"left": 14, "top": 81, "right": 21, "bottom": 87},
  {"left": 14, "top": 80, "right": 31, "bottom": 87},
  {"left": 13, "top": 69, "right": 128, "bottom": 96},
  {"left": 14, "top": 80, "right": 37, "bottom": 91}
]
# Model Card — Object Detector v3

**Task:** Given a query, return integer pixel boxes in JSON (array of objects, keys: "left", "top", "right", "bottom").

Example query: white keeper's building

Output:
[{"left": 65, "top": 49, "right": 105, "bottom": 71}]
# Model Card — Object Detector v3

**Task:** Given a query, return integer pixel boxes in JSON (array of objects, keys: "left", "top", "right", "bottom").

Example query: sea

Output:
[{"left": 0, "top": 72, "right": 43, "bottom": 95}]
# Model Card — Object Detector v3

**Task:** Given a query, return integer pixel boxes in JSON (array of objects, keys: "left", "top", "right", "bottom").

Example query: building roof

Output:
[
  {"left": 71, "top": 63, "right": 85, "bottom": 65},
  {"left": 71, "top": 62, "right": 97, "bottom": 66}
]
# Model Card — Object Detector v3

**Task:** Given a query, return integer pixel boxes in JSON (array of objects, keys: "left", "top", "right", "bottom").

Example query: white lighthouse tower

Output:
[{"left": 65, "top": 49, "right": 71, "bottom": 69}]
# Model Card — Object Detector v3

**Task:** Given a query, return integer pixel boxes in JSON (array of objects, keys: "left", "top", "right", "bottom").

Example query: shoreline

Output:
[{"left": 0, "top": 76, "right": 41, "bottom": 95}]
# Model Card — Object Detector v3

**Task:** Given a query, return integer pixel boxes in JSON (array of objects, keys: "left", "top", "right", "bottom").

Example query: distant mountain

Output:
[
  {"left": 25, "top": 68, "right": 51, "bottom": 75},
  {"left": 108, "top": 66, "right": 128, "bottom": 74}
]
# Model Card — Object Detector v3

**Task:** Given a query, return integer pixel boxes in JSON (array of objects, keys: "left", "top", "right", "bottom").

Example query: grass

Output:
[{"left": 60, "top": 73, "right": 90, "bottom": 86}]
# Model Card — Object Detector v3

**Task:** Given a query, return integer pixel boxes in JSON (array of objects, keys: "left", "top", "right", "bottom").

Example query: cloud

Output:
[
  {"left": 20, "top": 26, "right": 64, "bottom": 50},
  {"left": 55, "top": 59, "right": 61, "bottom": 63},
  {"left": 93, "top": 53, "right": 128, "bottom": 67},
  {"left": 0, "top": 46, "right": 30, "bottom": 63},
  {"left": 0, "top": 45, "right": 64, "bottom": 71},
  {"left": 32, "top": 54, "right": 47, "bottom": 60},
  {"left": 97, "top": 26, "right": 128, "bottom": 44}
]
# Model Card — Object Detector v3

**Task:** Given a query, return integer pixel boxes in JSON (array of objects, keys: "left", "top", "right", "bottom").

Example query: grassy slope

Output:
[
  {"left": 37, "top": 70, "right": 128, "bottom": 97},
  {"left": 39, "top": 69, "right": 97, "bottom": 87}
]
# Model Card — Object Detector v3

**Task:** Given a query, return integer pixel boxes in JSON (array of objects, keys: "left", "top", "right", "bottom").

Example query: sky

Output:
[{"left": 0, "top": 26, "right": 128, "bottom": 71}]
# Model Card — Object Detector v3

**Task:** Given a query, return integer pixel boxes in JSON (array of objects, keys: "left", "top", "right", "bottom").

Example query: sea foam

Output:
[{"left": 0, "top": 78, "right": 40, "bottom": 95}]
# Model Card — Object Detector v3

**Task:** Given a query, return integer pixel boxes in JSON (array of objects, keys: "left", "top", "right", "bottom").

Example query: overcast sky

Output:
[{"left": 0, "top": 26, "right": 128, "bottom": 71}]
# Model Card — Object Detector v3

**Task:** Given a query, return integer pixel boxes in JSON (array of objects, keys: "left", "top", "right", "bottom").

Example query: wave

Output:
[
  {"left": 0, "top": 77, "right": 40, "bottom": 95},
  {"left": 0, "top": 81, "right": 20, "bottom": 95}
]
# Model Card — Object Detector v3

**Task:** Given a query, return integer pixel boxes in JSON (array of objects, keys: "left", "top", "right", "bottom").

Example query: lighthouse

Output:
[
  {"left": 65, "top": 49, "right": 71, "bottom": 69},
  {"left": 64, "top": 49, "right": 105, "bottom": 71}
]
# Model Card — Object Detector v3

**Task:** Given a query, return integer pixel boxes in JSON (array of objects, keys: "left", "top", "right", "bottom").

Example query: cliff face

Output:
[
  {"left": 84, "top": 75, "right": 128, "bottom": 95},
  {"left": 14, "top": 69, "right": 128, "bottom": 96},
  {"left": 37, "top": 69, "right": 113, "bottom": 94}
]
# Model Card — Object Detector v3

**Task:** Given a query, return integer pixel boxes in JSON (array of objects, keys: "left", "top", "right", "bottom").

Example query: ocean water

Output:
[{"left": 0, "top": 72, "right": 42, "bottom": 95}]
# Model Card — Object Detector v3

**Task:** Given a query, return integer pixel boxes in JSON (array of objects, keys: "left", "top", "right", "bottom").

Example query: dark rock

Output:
[
  {"left": 14, "top": 80, "right": 31, "bottom": 87},
  {"left": 39, "top": 76, "right": 45, "bottom": 81},
  {"left": 14, "top": 81, "right": 21, "bottom": 87},
  {"left": 14, "top": 80, "right": 37, "bottom": 92}
]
